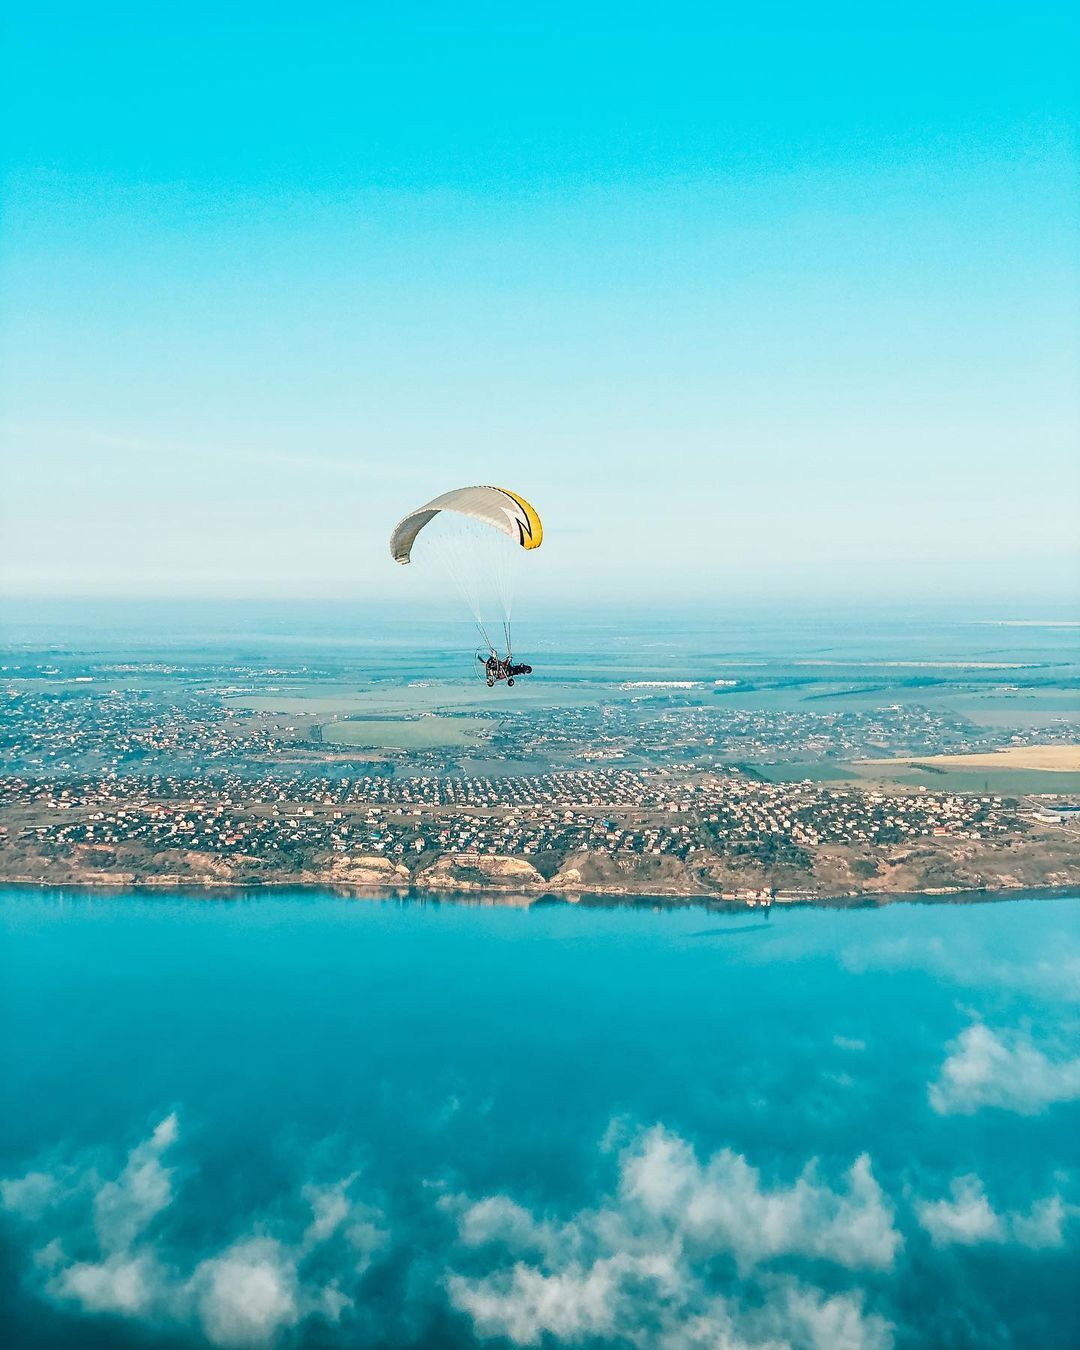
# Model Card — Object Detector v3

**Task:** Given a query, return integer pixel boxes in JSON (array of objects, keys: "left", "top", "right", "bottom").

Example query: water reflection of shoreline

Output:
[{"left": 13, "top": 881, "right": 1077, "bottom": 914}]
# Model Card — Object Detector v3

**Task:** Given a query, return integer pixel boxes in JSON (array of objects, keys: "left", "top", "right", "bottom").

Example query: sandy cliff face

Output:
[
  {"left": 549, "top": 850, "right": 695, "bottom": 893},
  {"left": 2, "top": 830, "right": 1076, "bottom": 902},
  {"left": 326, "top": 854, "right": 411, "bottom": 886},
  {"left": 413, "top": 854, "right": 546, "bottom": 890},
  {"left": 793, "top": 835, "right": 1080, "bottom": 897}
]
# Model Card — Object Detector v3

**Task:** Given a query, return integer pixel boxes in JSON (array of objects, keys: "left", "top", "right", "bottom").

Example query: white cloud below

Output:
[
  {"left": 619, "top": 1126, "right": 901, "bottom": 1274},
  {"left": 929, "top": 1024, "right": 1080, "bottom": 1116},
  {"left": 916, "top": 1176, "right": 1005, "bottom": 1247},
  {"left": 446, "top": 1126, "right": 901, "bottom": 1348},
  {"left": 1, "top": 1116, "right": 385, "bottom": 1348},
  {"left": 4, "top": 1110, "right": 1077, "bottom": 1349},
  {"left": 916, "top": 1175, "right": 1078, "bottom": 1251}
]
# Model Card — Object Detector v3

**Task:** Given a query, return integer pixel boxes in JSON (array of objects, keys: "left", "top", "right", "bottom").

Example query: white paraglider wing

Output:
[{"left": 390, "top": 486, "right": 542, "bottom": 564}]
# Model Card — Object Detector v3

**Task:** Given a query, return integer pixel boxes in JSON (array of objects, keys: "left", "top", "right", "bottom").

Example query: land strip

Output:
[{"left": 3, "top": 768, "right": 1077, "bottom": 903}]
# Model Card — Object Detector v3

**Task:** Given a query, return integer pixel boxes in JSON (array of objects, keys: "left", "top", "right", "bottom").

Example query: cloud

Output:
[
  {"left": 189, "top": 1238, "right": 303, "bottom": 1349},
  {"left": 618, "top": 1126, "right": 902, "bottom": 1273},
  {"left": 301, "top": 1175, "right": 387, "bottom": 1272},
  {"left": 1, "top": 1115, "right": 387, "bottom": 1349},
  {"left": 451, "top": 1193, "right": 558, "bottom": 1258},
  {"left": 50, "top": 1252, "right": 163, "bottom": 1317},
  {"left": 754, "top": 1280, "right": 894, "bottom": 1350},
  {"left": 8, "top": 1111, "right": 1075, "bottom": 1350},
  {"left": 446, "top": 1126, "right": 899, "bottom": 1348},
  {"left": 928, "top": 1024, "right": 1080, "bottom": 1116},
  {"left": 1010, "top": 1194, "right": 1078, "bottom": 1250},
  {"left": 93, "top": 1110, "right": 178, "bottom": 1253},
  {"left": 448, "top": 1261, "right": 892, "bottom": 1350},
  {"left": 448, "top": 1258, "right": 626, "bottom": 1344},
  {"left": 446, "top": 1126, "right": 901, "bottom": 1282},
  {"left": 839, "top": 938, "right": 1080, "bottom": 1005},
  {"left": 3, "top": 1115, "right": 181, "bottom": 1320},
  {"left": 916, "top": 1176, "right": 1078, "bottom": 1250},
  {"left": 1, "top": 1170, "right": 63, "bottom": 1221},
  {"left": 915, "top": 1176, "right": 1005, "bottom": 1247}
]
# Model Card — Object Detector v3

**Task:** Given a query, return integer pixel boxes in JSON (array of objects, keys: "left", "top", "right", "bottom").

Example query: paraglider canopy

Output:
[{"left": 390, "top": 486, "right": 542, "bottom": 565}]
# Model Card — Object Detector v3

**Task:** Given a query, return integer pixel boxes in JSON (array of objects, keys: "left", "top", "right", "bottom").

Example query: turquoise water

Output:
[{"left": 2, "top": 890, "right": 1079, "bottom": 1348}]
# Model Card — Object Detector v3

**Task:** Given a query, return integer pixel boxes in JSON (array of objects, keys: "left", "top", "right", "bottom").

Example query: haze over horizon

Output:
[{"left": 2, "top": 2, "right": 1078, "bottom": 607}]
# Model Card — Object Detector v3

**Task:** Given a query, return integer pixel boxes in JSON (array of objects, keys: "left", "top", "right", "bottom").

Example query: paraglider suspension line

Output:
[
  {"left": 475, "top": 617, "right": 498, "bottom": 658},
  {"left": 472, "top": 617, "right": 513, "bottom": 661}
]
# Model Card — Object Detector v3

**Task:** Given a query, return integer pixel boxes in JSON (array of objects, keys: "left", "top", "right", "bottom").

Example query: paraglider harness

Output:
[{"left": 479, "top": 652, "right": 533, "bottom": 688}]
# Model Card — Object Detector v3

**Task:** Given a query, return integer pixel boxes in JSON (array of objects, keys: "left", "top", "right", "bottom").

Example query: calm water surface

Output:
[{"left": 2, "top": 890, "right": 1078, "bottom": 1348}]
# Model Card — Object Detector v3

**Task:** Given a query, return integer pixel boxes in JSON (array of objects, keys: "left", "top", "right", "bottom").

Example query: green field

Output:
[
  {"left": 320, "top": 716, "right": 489, "bottom": 750},
  {"left": 228, "top": 681, "right": 605, "bottom": 718},
  {"left": 751, "top": 761, "right": 860, "bottom": 783}
]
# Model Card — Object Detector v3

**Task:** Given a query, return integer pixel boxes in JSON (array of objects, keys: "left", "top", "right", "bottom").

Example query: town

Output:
[
  {"left": 3, "top": 676, "right": 1077, "bottom": 779},
  {"left": 2, "top": 661, "right": 1077, "bottom": 902},
  {"left": 3, "top": 764, "right": 1074, "bottom": 901}
]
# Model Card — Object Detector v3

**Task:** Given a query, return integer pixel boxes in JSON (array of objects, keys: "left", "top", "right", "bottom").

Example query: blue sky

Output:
[{"left": 1, "top": 2, "right": 1077, "bottom": 604}]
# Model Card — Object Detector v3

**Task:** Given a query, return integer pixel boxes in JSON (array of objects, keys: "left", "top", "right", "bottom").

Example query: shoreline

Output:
[{"left": 1, "top": 876, "right": 1075, "bottom": 912}]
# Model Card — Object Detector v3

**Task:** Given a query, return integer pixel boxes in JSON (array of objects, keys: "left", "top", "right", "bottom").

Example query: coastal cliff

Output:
[{"left": 4, "top": 830, "right": 1078, "bottom": 904}]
